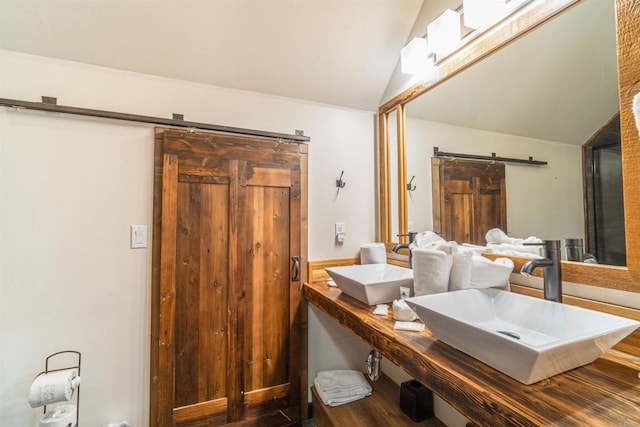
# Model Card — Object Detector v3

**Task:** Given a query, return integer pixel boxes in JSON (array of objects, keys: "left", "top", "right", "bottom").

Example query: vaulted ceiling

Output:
[
  {"left": 0, "top": 0, "right": 620, "bottom": 145},
  {"left": 0, "top": 0, "right": 423, "bottom": 111}
]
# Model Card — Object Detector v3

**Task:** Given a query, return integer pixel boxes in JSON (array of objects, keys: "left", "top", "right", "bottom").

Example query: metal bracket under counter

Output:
[{"left": 303, "top": 281, "right": 640, "bottom": 426}]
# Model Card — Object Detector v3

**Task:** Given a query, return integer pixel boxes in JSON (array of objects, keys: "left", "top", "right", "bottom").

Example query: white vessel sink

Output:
[
  {"left": 405, "top": 288, "right": 639, "bottom": 384},
  {"left": 325, "top": 264, "right": 413, "bottom": 305}
]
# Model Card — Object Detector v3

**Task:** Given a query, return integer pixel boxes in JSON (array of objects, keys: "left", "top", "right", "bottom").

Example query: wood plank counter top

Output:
[{"left": 304, "top": 281, "right": 640, "bottom": 426}]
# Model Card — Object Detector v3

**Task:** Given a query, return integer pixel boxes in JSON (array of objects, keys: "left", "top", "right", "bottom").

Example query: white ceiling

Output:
[{"left": 0, "top": 0, "right": 423, "bottom": 111}]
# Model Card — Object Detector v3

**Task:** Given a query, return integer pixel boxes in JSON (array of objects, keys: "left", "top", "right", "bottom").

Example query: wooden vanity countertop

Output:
[{"left": 303, "top": 281, "right": 640, "bottom": 427}]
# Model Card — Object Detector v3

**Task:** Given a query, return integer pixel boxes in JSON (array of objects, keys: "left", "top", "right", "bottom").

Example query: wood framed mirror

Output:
[{"left": 378, "top": 0, "right": 640, "bottom": 294}]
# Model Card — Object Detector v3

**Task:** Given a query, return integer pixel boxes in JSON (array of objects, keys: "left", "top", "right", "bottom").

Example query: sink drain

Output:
[{"left": 496, "top": 330, "right": 521, "bottom": 340}]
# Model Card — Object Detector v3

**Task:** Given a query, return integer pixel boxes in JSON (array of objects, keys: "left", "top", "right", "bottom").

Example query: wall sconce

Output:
[
  {"left": 463, "top": 0, "right": 506, "bottom": 29},
  {"left": 427, "top": 9, "right": 461, "bottom": 56},
  {"left": 400, "top": 37, "right": 434, "bottom": 75}
]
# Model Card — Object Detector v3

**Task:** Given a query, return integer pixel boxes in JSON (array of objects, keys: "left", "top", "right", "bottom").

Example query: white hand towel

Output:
[
  {"left": 360, "top": 242, "right": 387, "bottom": 264},
  {"left": 28, "top": 369, "right": 81, "bottom": 408},
  {"left": 449, "top": 249, "right": 473, "bottom": 291},
  {"left": 315, "top": 370, "right": 372, "bottom": 395},
  {"left": 393, "top": 299, "right": 417, "bottom": 321},
  {"left": 412, "top": 248, "right": 453, "bottom": 296},
  {"left": 313, "top": 377, "right": 370, "bottom": 407},
  {"left": 470, "top": 256, "right": 514, "bottom": 289}
]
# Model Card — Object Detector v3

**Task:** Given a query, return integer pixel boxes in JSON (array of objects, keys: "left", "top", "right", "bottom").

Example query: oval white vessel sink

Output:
[
  {"left": 405, "top": 288, "right": 640, "bottom": 384},
  {"left": 325, "top": 264, "right": 413, "bottom": 305}
]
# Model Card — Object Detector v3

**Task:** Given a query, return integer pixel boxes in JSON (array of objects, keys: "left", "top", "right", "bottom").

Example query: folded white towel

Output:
[
  {"left": 393, "top": 299, "right": 418, "bottom": 321},
  {"left": 485, "top": 243, "right": 543, "bottom": 258},
  {"left": 315, "top": 370, "right": 372, "bottom": 395},
  {"left": 470, "top": 256, "right": 514, "bottom": 289},
  {"left": 360, "top": 243, "right": 387, "bottom": 264},
  {"left": 412, "top": 248, "right": 453, "bottom": 296},
  {"left": 314, "top": 377, "right": 371, "bottom": 406},
  {"left": 28, "top": 369, "right": 81, "bottom": 408},
  {"left": 449, "top": 249, "right": 473, "bottom": 291}
]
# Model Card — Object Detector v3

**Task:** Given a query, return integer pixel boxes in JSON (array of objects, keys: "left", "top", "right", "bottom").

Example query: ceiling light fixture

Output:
[
  {"left": 427, "top": 9, "right": 461, "bottom": 56},
  {"left": 463, "top": 0, "right": 507, "bottom": 29},
  {"left": 400, "top": 37, "right": 433, "bottom": 75}
]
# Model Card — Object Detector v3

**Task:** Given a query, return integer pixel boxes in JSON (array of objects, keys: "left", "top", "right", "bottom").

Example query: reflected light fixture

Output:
[
  {"left": 463, "top": 0, "right": 506, "bottom": 29},
  {"left": 400, "top": 37, "right": 433, "bottom": 74},
  {"left": 427, "top": 9, "right": 461, "bottom": 56}
]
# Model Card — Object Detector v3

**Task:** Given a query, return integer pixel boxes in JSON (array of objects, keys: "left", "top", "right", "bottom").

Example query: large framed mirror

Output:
[{"left": 378, "top": 0, "right": 640, "bottom": 293}]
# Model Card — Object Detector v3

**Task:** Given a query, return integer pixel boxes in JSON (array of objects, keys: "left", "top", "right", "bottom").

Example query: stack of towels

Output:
[
  {"left": 484, "top": 228, "right": 543, "bottom": 258},
  {"left": 313, "top": 370, "right": 372, "bottom": 407},
  {"left": 410, "top": 230, "right": 516, "bottom": 296}
]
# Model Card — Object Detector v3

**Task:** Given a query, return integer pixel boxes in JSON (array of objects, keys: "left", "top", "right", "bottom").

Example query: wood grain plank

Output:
[
  {"left": 246, "top": 166, "right": 292, "bottom": 187},
  {"left": 307, "top": 258, "right": 360, "bottom": 283},
  {"left": 158, "top": 154, "right": 179, "bottom": 427},
  {"left": 617, "top": 0, "right": 640, "bottom": 271},
  {"left": 174, "top": 398, "right": 228, "bottom": 424},
  {"left": 228, "top": 159, "right": 245, "bottom": 422},
  {"left": 198, "top": 184, "right": 229, "bottom": 402},
  {"left": 244, "top": 384, "right": 291, "bottom": 407}
]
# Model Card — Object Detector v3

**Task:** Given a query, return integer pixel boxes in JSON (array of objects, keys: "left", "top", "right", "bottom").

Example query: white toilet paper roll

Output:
[
  {"left": 360, "top": 243, "right": 386, "bottom": 264},
  {"left": 39, "top": 404, "right": 77, "bottom": 427},
  {"left": 28, "top": 369, "right": 80, "bottom": 408}
]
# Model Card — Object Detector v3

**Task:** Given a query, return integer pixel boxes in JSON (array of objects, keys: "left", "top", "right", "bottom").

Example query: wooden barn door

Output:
[
  {"left": 151, "top": 128, "right": 306, "bottom": 426},
  {"left": 432, "top": 158, "right": 506, "bottom": 245}
]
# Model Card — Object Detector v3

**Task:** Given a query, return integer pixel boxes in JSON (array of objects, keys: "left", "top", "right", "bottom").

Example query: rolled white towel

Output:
[
  {"left": 410, "top": 231, "right": 445, "bottom": 250},
  {"left": 485, "top": 228, "right": 510, "bottom": 244},
  {"left": 449, "top": 249, "right": 473, "bottom": 291},
  {"left": 28, "top": 369, "right": 80, "bottom": 408},
  {"left": 486, "top": 243, "right": 543, "bottom": 258},
  {"left": 412, "top": 248, "right": 453, "bottom": 296},
  {"left": 470, "top": 256, "right": 514, "bottom": 290},
  {"left": 359, "top": 242, "right": 387, "bottom": 264}
]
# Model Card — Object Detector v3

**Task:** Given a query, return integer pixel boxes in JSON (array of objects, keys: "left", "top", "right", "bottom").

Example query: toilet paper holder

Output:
[{"left": 38, "top": 350, "right": 81, "bottom": 426}]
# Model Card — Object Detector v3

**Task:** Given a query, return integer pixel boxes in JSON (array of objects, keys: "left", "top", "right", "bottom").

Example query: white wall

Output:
[
  {"left": 405, "top": 117, "right": 584, "bottom": 242},
  {"left": 0, "top": 50, "right": 376, "bottom": 426}
]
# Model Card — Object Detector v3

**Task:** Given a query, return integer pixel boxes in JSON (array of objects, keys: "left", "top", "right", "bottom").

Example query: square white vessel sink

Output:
[
  {"left": 325, "top": 264, "right": 413, "bottom": 305},
  {"left": 405, "top": 289, "right": 640, "bottom": 384}
]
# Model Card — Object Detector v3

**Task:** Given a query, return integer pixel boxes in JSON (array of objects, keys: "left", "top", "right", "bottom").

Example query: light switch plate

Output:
[{"left": 131, "top": 225, "right": 148, "bottom": 249}]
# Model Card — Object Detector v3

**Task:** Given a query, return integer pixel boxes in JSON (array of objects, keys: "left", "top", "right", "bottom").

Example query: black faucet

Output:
[
  {"left": 392, "top": 232, "right": 417, "bottom": 268},
  {"left": 520, "top": 240, "right": 562, "bottom": 302}
]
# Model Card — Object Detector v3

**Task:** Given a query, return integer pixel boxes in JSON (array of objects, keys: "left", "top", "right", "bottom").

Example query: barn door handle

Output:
[{"left": 292, "top": 256, "right": 300, "bottom": 281}]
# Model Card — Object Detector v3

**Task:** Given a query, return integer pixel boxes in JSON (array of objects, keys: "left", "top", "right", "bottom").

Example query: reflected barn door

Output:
[
  {"left": 432, "top": 158, "right": 506, "bottom": 245},
  {"left": 152, "top": 128, "right": 305, "bottom": 426}
]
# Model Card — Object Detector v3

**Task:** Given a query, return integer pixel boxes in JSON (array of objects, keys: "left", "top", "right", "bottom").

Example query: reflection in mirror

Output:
[
  {"left": 401, "top": 0, "right": 622, "bottom": 264},
  {"left": 388, "top": 109, "right": 399, "bottom": 240}
]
